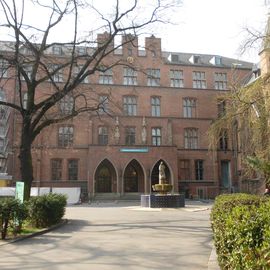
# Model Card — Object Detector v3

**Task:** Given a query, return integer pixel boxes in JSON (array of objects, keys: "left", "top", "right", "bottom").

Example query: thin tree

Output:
[{"left": 0, "top": 0, "right": 180, "bottom": 200}]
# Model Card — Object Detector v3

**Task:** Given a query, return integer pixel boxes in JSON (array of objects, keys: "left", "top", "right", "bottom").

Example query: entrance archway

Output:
[
  {"left": 151, "top": 160, "right": 171, "bottom": 191},
  {"left": 124, "top": 160, "right": 145, "bottom": 193},
  {"left": 95, "top": 159, "right": 116, "bottom": 193}
]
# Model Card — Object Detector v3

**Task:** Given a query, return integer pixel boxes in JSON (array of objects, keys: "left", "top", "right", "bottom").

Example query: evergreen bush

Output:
[
  {"left": 27, "top": 193, "right": 67, "bottom": 228},
  {"left": 211, "top": 193, "right": 270, "bottom": 269}
]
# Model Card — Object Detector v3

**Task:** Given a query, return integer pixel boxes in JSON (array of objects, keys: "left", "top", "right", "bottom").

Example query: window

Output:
[
  {"left": 74, "top": 65, "right": 88, "bottom": 83},
  {"left": 147, "top": 69, "right": 160, "bottom": 86},
  {"left": 217, "top": 100, "right": 226, "bottom": 117},
  {"left": 0, "top": 60, "right": 8, "bottom": 78},
  {"left": 184, "top": 128, "right": 198, "bottom": 149},
  {"left": 193, "top": 55, "right": 200, "bottom": 64},
  {"left": 52, "top": 46, "right": 62, "bottom": 55},
  {"left": 98, "top": 126, "right": 108, "bottom": 145},
  {"left": 59, "top": 95, "right": 74, "bottom": 115},
  {"left": 23, "top": 93, "right": 28, "bottom": 109},
  {"left": 152, "top": 127, "right": 161, "bottom": 146},
  {"left": 76, "top": 47, "right": 86, "bottom": 55},
  {"left": 195, "top": 160, "right": 204, "bottom": 180},
  {"left": 219, "top": 130, "right": 228, "bottom": 151},
  {"left": 68, "top": 159, "right": 78, "bottom": 180},
  {"left": 123, "top": 67, "right": 137, "bottom": 85},
  {"left": 99, "top": 95, "right": 109, "bottom": 114},
  {"left": 183, "top": 98, "right": 196, "bottom": 118},
  {"left": 49, "top": 64, "right": 63, "bottom": 82},
  {"left": 151, "top": 96, "right": 161, "bottom": 117},
  {"left": 214, "top": 73, "right": 227, "bottom": 90},
  {"left": 192, "top": 71, "right": 206, "bottom": 89},
  {"left": 51, "top": 159, "right": 62, "bottom": 180},
  {"left": 21, "top": 65, "right": 32, "bottom": 81},
  {"left": 125, "top": 127, "right": 136, "bottom": 145},
  {"left": 170, "top": 70, "right": 184, "bottom": 87},
  {"left": 178, "top": 159, "right": 190, "bottom": 180},
  {"left": 58, "top": 126, "right": 73, "bottom": 147},
  {"left": 99, "top": 68, "right": 113, "bottom": 84},
  {"left": 123, "top": 96, "right": 137, "bottom": 116}
]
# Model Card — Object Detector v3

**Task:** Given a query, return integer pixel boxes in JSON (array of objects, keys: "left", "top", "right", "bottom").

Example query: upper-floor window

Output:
[
  {"left": 147, "top": 69, "right": 160, "bottom": 86},
  {"left": 74, "top": 65, "right": 88, "bottom": 83},
  {"left": 59, "top": 95, "right": 74, "bottom": 115},
  {"left": 98, "top": 95, "right": 109, "bottom": 114},
  {"left": 151, "top": 96, "right": 161, "bottom": 117},
  {"left": 23, "top": 92, "right": 28, "bottom": 109},
  {"left": 170, "top": 70, "right": 184, "bottom": 87},
  {"left": 195, "top": 160, "right": 204, "bottom": 180},
  {"left": 123, "top": 67, "right": 137, "bottom": 85},
  {"left": 152, "top": 127, "right": 161, "bottom": 146},
  {"left": 123, "top": 96, "right": 137, "bottom": 116},
  {"left": 49, "top": 64, "right": 63, "bottom": 82},
  {"left": 68, "top": 159, "right": 78, "bottom": 180},
  {"left": 99, "top": 68, "right": 113, "bottom": 84},
  {"left": 0, "top": 60, "right": 8, "bottom": 78},
  {"left": 217, "top": 100, "right": 226, "bottom": 117},
  {"left": 192, "top": 71, "right": 206, "bottom": 89},
  {"left": 214, "top": 73, "right": 227, "bottom": 90},
  {"left": 98, "top": 126, "right": 108, "bottom": 145},
  {"left": 183, "top": 98, "right": 196, "bottom": 118},
  {"left": 58, "top": 126, "right": 73, "bottom": 147},
  {"left": 184, "top": 128, "right": 198, "bottom": 149},
  {"left": 125, "top": 127, "right": 136, "bottom": 145},
  {"left": 21, "top": 65, "right": 32, "bottom": 81},
  {"left": 51, "top": 159, "right": 62, "bottom": 180},
  {"left": 52, "top": 46, "right": 62, "bottom": 55},
  {"left": 219, "top": 129, "right": 228, "bottom": 151}
]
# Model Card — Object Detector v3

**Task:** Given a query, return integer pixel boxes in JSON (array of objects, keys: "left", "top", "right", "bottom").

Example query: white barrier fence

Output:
[{"left": 0, "top": 187, "right": 81, "bottom": 204}]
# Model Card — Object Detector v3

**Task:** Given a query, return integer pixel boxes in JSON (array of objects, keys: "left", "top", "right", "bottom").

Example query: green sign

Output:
[{"left": 15, "top": 182, "right": 24, "bottom": 203}]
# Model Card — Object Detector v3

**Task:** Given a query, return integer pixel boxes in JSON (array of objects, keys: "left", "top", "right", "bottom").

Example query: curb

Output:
[
  {"left": 0, "top": 219, "right": 68, "bottom": 246},
  {"left": 208, "top": 242, "right": 220, "bottom": 270}
]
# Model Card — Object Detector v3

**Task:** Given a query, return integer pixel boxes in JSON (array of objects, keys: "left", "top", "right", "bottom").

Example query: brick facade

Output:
[{"left": 1, "top": 35, "right": 253, "bottom": 200}]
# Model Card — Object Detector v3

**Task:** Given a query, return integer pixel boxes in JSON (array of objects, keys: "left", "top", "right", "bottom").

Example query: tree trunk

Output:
[{"left": 19, "top": 124, "right": 34, "bottom": 201}]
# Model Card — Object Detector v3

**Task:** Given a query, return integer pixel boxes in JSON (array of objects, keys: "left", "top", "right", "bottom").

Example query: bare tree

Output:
[{"left": 0, "top": 0, "right": 180, "bottom": 200}]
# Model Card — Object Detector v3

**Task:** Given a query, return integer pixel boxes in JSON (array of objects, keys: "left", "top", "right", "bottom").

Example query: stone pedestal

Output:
[{"left": 141, "top": 194, "right": 185, "bottom": 208}]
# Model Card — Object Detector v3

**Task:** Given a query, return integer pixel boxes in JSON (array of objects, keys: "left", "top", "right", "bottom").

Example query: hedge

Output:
[
  {"left": 27, "top": 193, "right": 67, "bottom": 228},
  {"left": 0, "top": 198, "right": 28, "bottom": 239},
  {"left": 211, "top": 193, "right": 270, "bottom": 269}
]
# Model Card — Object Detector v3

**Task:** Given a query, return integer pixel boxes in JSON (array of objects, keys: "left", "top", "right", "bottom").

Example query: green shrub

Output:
[
  {"left": 27, "top": 193, "right": 67, "bottom": 228},
  {"left": 0, "top": 198, "right": 28, "bottom": 239},
  {"left": 211, "top": 193, "right": 270, "bottom": 269}
]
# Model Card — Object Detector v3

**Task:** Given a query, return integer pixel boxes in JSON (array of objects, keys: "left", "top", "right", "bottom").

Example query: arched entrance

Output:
[
  {"left": 124, "top": 160, "right": 145, "bottom": 193},
  {"left": 95, "top": 159, "right": 117, "bottom": 193},
  {"left": 151, "top": 160, "right": 171, "bottom": 191}
]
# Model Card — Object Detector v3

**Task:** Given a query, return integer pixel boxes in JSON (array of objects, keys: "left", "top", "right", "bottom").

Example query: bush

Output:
[
  {"left": 0, "top": 198, "right": 28, "bottom": 239},
  {"left": 27, "top": 193, "right": 67, "bottom": 228},
  {"left": 211, "top": 193, "right": 270, "bottom": 269}
]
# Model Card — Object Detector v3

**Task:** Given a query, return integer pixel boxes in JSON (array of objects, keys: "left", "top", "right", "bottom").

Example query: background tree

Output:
[{"left": 0, "top": 0, "right": 180, "bottom": 200}]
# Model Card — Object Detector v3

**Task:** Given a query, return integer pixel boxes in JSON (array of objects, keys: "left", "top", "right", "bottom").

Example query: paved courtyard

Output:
[{"left": 0, "top": 201, "right": 213, "bottom": 270}]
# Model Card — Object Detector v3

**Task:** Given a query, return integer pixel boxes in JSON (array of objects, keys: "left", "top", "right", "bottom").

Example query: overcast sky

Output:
[
  {"left": 158, "top": 0, "right": 267, "bottom": 63},
  {"left": 0, "top": 0, "right": 267, "bottom": 63}
]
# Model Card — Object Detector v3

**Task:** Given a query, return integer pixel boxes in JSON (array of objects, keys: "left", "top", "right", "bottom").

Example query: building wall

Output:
[{"left": 1, "top": 35, "right": 253, "bottom": 200}]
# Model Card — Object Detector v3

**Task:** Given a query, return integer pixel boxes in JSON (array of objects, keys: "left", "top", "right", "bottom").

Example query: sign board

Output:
[
  {"left": 15, "top": 181, "right": 24, "bottom": 203},
  {"left": 120, "top": 148, "right": 149, "bottom": 153}
]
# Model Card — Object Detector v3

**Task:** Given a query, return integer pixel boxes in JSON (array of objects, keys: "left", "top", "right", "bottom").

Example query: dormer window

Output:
[
  {"left": 215, "top": 56, "right": 222, "bottom": 65},
  {"left": 193, "top": 55, "right": 200, "bottom": 64},
  {"left": 189, "top": 55, "right": 200, "bottom": 64},
  {"left": 53, "top": 46, "right": 62, "bottom": 55}
]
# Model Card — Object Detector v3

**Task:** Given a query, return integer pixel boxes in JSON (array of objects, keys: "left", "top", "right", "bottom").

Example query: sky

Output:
[
  {"left": 0, "top": 0, "right": 267, "bottom": 63},
  {"left": 157, "top": 0, "right": 267, "bottom": 63}
]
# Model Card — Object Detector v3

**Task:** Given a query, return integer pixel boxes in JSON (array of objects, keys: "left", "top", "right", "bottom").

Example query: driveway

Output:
[{"left": 0, "top": 201, "right": 213, "bottom": 270}]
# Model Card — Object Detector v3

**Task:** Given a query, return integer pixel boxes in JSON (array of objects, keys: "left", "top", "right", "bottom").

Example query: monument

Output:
[{"left": 141, "top": 161, "right": 185, "bottom": 208}]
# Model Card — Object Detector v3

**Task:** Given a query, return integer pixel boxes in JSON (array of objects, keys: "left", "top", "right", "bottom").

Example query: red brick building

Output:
[{"left": 0, "top": 35, "right": 253, "bottom": 200}]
